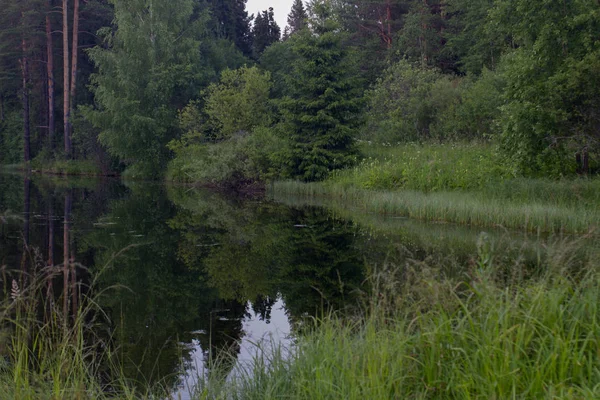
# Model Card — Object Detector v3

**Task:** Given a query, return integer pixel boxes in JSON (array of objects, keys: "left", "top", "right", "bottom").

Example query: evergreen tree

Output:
[
  {"left": 279, "top": 0, "right": 363, "bottom": 181},
  {"left": 207, "top": 0, "right": 253, "bottom": 57},
  {"left": 252, "top": 8, "right": 280, "bottom": 58},
  {"left": 287, "top": 0, "right": 308, "bottom": 34}
]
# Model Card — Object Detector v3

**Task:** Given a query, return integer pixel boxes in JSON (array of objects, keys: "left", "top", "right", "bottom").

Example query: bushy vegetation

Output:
[{"left": 332, "top": 142, "right": 512, "bottom": 191}]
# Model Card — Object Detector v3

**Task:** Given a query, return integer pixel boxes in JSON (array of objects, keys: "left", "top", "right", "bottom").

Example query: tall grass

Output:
[
  {"left": 0, "top": 253, "right": 154, "bottom": 399},
  {"left": 271, "top": 143, "right": 600, "bottom": 233},
  {"left": 272, "top": 181, "right": 600, "bottom": 233},
  {"left": 194, "top": 238, "right": 600, "bottom": 399}
]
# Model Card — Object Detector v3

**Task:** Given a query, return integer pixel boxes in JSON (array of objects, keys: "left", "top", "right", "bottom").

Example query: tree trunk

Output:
[
  {"left": 21, "top": 38, "right": 31, "bottom": 163},
  {"left": 386, "top": 0, "right": 392, "bottom": 49},
  {"left": 62, "top": 0, "right": 71, "bottom": 157},
  {"left": 46, "top": 0, "right": 55, "bottom": 149},
  {"left": 69, "top": 0, "right": 79, "bottom": 128}
]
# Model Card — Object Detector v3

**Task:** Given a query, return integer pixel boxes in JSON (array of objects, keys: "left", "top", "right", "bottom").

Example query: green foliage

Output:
[
  {"left": 366, "top": 60, "right": 460, "bottom": 143},
  {"left": 0, "top": 110, "right": 23, "bottom": 165},
  {"left": 444, "top": 0, "right": 505, "bottom": 75},
  {"left": 259, "top": 40, "right": 298, "bottom": 98},
  {"left": 200, "top": 66, "right": 273, "bottom": 139},
  {"left": 435, "top": 68, "right": 505, "bottom": 140},
  {"left": 278, "top": 2, "right": 364, "bottom": 181},
  {"left": 252, "top": 7, "right": 281, "bottom": 58},
  {"left": 492, "top": 0, "right": 600, "bottom": 176},
  {"left": 201, "top": 263, "right": 600, "bottom": 399},
  {"left": 168, "top": 127, "right": 287, "bottom": 186},
  {"left": 83, "top": 0, "right": 205, "bottom": 178},
  {"left": 169, "top": 65, "right": 279, "bottom": 186},
  {"left": 332, "top": 142, "right": 512, "bottom": 192},
  {"left": 396, "top": 2, "right": 445, "bottom": 69},
  {"left": 286, "top": 0, "right": 308, "bottom": 35},
  {"left": 206, "top": 0, "right": 253, "bottom": 57}
]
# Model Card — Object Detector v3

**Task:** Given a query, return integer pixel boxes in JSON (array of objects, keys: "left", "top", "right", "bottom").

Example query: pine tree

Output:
[
  {"left": 287, "top": 0, "right": 307, "bottom": 34},
  {"left": 252, "top": 8, "right": 280, "bottom": 58},
  {"left": 279, "top": 0, "right": 363, "bottom": 181}
]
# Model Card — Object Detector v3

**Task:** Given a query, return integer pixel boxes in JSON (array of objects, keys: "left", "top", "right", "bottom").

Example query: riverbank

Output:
[
  {"left": 200, "top": 240, "right": 600, "bottom": 399},
  {"left": 1, "top": 159, "right": 117, "bottom": 177},
  {"left": 2, "top": 238, "right": 598, "bottom": 399},
  {"left": 271, "top": 143, "right": 600, "bottom": 233}
]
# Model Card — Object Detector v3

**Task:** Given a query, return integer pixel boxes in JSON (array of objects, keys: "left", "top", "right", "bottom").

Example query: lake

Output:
[{"left": 0, "top": 173, "right": 589, "bottom": 396}]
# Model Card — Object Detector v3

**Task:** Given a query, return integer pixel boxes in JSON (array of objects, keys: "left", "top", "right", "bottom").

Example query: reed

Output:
[{"left": 273, "top": 181, "right": 600, "bottom": 233}]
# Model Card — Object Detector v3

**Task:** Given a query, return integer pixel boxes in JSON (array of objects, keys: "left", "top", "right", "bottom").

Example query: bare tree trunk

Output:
[
  {"left": 20, "top": 38, "right": 31, "bottom": 163},
  {"left": 46, "top": 0, "right": 55, "bottom": 149},
  {"left": 386, "top": 0, "right": 392, "bottom": 49},
  {"left": 63, "top": 191, "right": 71, "bottom": 322},
  {"left": 69, "top": 0, "right": 79, "bottom": 122},
  {"left": 62, "top": 0, "right": 71, "bottom": 157}
]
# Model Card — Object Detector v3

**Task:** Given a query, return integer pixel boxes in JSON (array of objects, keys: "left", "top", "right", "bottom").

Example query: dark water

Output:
[{"left": 0, "top": 173, "right": 589, "bottom": 396}]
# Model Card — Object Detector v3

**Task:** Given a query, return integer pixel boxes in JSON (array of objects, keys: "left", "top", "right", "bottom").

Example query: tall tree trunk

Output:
[
  {"left": 386, "top": 0, "right": 392, "bottom": 49},
  {"left": 0, "top": 94, "right": 4, "bottom": 122},
  {"left": 69, "top": 0, "right": 79, "bottom": 120},
  {"left": 62, "top": 0, "right": 71, "bottom": 157},
  {"left": 46, "top": 0, "right": 55, "bottom": 149},
  {"left": 21, "top": 38, "right": 31, "bottom": 163},
  {"left": 63, "top": 191, "right": 71, "bottom": 322}
]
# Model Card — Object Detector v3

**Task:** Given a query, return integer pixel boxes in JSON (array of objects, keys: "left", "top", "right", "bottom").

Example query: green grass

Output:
[
  {"left": 334, "top": 142, "right": 514, "bottom": 192},
  {"left": 195, "top": 242, "right": 600, "bottom": 399},
  {"left": 0, "top": 258, "right": 154, "bottom": 399},
  {"left": 270, "top": 143, "right": 600, "bottom": 233},
  {"left": 31, "top": 159, "right": 104, "bottom": 177},
  {"left": 272, "top": 181, "right": 600, "bottom": 233}
]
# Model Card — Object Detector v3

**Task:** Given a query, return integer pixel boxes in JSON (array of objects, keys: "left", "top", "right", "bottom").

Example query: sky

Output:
[{"left": 246, "top": 0, "right": 296, "bottom": 31}]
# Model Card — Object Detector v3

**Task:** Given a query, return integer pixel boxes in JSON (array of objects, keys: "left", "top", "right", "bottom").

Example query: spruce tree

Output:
[
  {"left": 252, "top": 8, "right": 280, "bottom": 58},
  {"left": 287, "top": 0, "right": 307, "bottom": 34},
  {"left": 279, "top": 0, "right": 363, "bottom": 181},
  {"left": 207, "top": 0, "right": 253, "bottom": 57}
]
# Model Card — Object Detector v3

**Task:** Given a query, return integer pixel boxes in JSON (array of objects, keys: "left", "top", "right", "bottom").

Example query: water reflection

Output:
[{"left": 0, "top": 173, "right": 593, "bottom": 396}]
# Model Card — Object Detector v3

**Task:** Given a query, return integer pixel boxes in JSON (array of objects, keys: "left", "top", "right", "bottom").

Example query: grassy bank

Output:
[
  {"left": 1, "top": 160, "right": 113, "bottom": 177},
  {"left": 200, "top": 244, "right": 600, "bottom": 399},
  {"left": 273, "top": 181, "right": 600, "bottom": 233},
  {"left": 271, "top": 143, "right": 600, "bottom": 233},
  {"left": 0, "top": 265, "right": 147, "bottom": 399}
]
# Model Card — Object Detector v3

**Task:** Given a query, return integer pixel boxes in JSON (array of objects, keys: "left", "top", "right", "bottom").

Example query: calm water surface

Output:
[{"left": 0, "top": 173, "right": 580, "bottom": 396}]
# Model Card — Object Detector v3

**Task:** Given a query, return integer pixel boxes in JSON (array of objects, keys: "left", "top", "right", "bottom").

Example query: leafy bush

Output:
[
  {"left": 365, "top": 60, "right": 461, "bottom": 143},
  {"left": 183, "top": 65, "right": 273, "bottom": 141},
  {"left": 167, "top": 127, "right": 287, "bottom": 186},
  {"left": 434, "top": 68, "right": 504, "bottom": 140}
]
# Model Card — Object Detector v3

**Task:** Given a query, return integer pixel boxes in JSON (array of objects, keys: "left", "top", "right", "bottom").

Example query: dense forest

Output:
[{"left": 0, "top": 0, "right": 599, "bottom": 182}]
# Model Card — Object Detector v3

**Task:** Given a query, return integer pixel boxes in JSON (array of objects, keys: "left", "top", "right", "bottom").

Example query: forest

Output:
[
  {"left": 1, "top": 1, "right": 600, "bottom": 398},
  {"left": 1, "top": 0, "right": 598, "bottom": 183}
]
